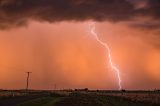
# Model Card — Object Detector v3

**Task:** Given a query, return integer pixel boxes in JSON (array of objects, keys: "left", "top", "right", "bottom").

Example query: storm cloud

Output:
[{"left": 0, "top": 0, "right": 160, "bottom": 29}]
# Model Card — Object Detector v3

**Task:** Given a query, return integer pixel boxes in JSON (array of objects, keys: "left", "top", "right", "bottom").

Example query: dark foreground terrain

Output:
[{"left": 0, "top": 90, "right": 160, "bottom": 106}]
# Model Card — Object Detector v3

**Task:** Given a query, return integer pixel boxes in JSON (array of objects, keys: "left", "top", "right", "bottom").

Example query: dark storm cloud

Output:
[
  {"left": 0, "top": 0, "right": 160, "bottom": 29},
  {"left": 0, "top": 0, "right": 137, "bottom": 29},
  {"left": 147, "top": 0, "right": 160, "bottom": 19},
  {"left": 130, "top": 0, "right": 160, "bottom": 29},
  {"left": 130, "top": 21, "right": 160, "bottom": 30}
]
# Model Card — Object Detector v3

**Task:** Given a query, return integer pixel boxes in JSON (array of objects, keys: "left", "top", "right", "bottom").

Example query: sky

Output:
[{"left": 0, "top": 0, "right": 160, "bottom": 90}]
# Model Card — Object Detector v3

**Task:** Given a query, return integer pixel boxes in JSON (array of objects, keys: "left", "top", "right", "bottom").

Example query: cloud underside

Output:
[{"left": 0, "top": 0, "right": 160, "bottom": 29}]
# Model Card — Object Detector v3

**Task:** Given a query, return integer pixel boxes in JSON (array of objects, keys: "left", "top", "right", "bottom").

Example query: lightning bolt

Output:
[{"left": 89, "top": 22, "right": 122, "bottom": 90}]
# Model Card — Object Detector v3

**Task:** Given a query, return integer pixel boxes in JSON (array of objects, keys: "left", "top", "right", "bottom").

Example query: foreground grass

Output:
[
  {"left": 55, "top": 93, "right": 160, "bottom": 106},
  {"left": 14, "top": 92, "right": 160, "bottom": 106},
  {"left": 16, "top": 93, "right": 63, "bottom": 106},
  {"left": 17, "top": 97, "right": 59, "bottom": 106}
]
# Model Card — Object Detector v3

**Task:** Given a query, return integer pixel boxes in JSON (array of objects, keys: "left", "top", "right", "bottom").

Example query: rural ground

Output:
[{"left": 0, "top": 90, "right": 160, "bottom": 106}]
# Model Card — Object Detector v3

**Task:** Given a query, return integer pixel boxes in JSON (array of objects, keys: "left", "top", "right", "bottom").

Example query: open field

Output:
[{"left": 0, "top": 90, "right": 160, "bottom": 106}]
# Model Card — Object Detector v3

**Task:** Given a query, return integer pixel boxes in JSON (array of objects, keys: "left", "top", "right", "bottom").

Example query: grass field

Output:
[{"left": 0, "top": 90, "right": 160, "bottom": 106}]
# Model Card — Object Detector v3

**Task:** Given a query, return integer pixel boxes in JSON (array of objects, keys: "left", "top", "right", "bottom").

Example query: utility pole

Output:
[{"left": 26, "top": 72, "right": 32, "bottom": 90}]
